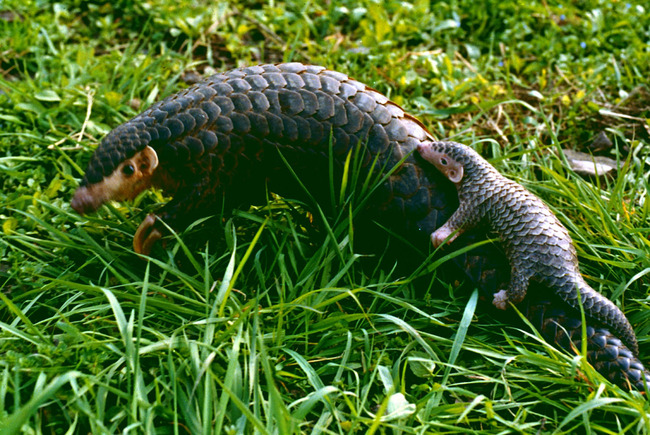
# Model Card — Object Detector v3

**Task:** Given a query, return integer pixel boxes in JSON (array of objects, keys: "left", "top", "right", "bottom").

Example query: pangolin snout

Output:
[
  {"left": 71, "top": 186, "right": 103, "bottom": 215},
  {"left": 416, "top": 142, "right": 435, "bottom": 160}
]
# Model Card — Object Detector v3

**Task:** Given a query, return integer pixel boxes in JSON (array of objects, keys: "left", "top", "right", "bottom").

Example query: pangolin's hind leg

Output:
[{"left": 493, "top": 270, "right": 530, "bottom": 310}]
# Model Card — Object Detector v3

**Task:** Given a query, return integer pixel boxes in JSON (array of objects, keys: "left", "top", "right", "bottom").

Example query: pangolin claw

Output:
[{"left": 133, "top": 214, "right": 162, "bottom": 255}]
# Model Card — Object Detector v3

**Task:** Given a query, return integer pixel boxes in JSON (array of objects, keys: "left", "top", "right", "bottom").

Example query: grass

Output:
[{"left": 1, "top": 0, "right": 650, "bottom": 432}]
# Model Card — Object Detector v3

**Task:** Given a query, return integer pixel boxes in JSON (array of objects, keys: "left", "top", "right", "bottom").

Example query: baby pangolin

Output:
[{"left": 417, "top": 140, "right": 639, "bottom": 356}]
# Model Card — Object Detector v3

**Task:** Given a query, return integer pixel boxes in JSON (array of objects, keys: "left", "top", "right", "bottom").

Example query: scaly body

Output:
[
  {"left": 71, "top": 63, "right": 445, "bottom": 254},
  {"left": 418, "top": 140, "right": 639, "bottom": 356},
  {"left": 71, "top": 63, "right": 646, "bottom": 388}
]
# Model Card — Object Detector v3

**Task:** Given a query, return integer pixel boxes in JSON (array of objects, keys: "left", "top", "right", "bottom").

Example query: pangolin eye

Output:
[{"left": 122, "top": 164, "right": 135, "bottom": 176}]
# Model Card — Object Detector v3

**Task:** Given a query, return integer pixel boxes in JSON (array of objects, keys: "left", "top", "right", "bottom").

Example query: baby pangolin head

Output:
[
  {"left": 417, "top": 141, "right": 468, "bottom": 184},
  {"left": 417, "top": 141, "right": 489, "bottom": 185},
  {"left": 71, "top": 145, "right": 159, "bottom": 214}
]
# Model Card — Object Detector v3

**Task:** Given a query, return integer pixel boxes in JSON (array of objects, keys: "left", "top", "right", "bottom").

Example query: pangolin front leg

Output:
[
  {"left": 429, "top": 200, "right": 485, "bottom": 248},
  {"left": 132, "top": 177, "right": 223, "bottom": 255},
  {"left": 133, "top": 214, "right": 161, "bottom": 255}
]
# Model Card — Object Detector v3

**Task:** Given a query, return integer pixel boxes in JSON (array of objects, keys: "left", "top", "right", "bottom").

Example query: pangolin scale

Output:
[{"left": 71, "top": 62, "right": 647, "bottom": 390}]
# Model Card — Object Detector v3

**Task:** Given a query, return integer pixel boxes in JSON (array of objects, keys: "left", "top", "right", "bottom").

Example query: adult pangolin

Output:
[{"left": 70, "top": 62, "right": 647, "bottom": 389}]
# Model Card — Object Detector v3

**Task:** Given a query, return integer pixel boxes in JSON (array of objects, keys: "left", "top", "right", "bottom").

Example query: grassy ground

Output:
[{"left": 1, "top": 0, "right": 650, "bottom": 432}]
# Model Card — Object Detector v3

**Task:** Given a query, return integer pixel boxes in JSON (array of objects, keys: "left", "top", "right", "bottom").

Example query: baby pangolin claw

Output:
[{"left": 133, "top": 214, "right": 162, "bottom": 255}]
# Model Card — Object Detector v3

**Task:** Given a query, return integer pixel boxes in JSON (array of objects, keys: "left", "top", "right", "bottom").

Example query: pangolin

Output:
[
  {"left": 70, "top": 62, "right": 647, "bottom": 389},
  {"left": 417, "top": 140, "right": 639, "bottom": 356}
]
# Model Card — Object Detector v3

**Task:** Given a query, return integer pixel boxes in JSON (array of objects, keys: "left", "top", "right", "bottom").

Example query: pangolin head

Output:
[{"left": 71, "top": 122, "right": 159, "bottom": 214}]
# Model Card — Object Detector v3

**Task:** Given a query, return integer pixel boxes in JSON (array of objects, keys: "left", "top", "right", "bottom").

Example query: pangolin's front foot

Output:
[
  {"left": 430, "top": 226, "right": 456, "bottom": 248},
  {"left": 133, "top": 214, "right": 162, "bottom": 255}
]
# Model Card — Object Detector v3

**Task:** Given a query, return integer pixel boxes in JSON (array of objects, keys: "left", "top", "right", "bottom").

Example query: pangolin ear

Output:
[
  {"left": 141, "top": 146, "right": 159, "bottom": 174},
  {"left": 448, "top": 166, "right": 463, "bottom": 183}
]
